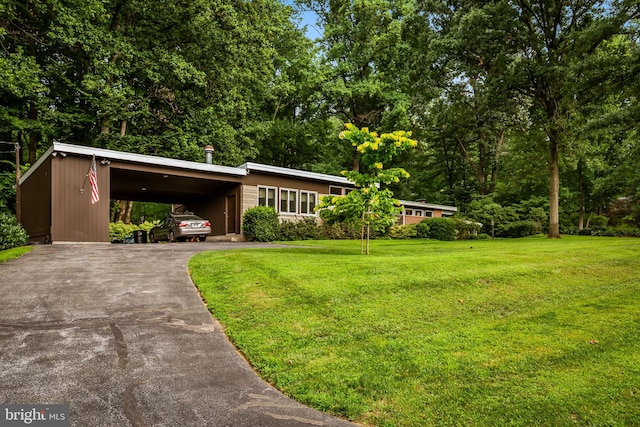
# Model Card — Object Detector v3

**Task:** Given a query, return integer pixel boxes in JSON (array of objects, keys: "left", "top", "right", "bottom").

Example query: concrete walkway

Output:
[{"left": 0, "top": 243, "right": 355, "bottom": 427}]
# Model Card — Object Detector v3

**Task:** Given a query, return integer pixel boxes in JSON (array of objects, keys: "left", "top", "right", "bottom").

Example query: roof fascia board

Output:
[
  {"left": 19, "top": 144, "right": 55, "bottom": 184},
  {"left": 240, "top": 162, "right": 352, "bottom": 186},
  {"left": 21, "top": 143, "right": 247, "bottom": 185},
  {"left": 399, "top": 199, "right": 457, "bottom": 212}
]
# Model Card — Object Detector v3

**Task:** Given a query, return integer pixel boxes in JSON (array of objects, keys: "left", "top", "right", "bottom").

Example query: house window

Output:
[
  {"left": 329, "top": 186, "right": 344, "bottom": 196},
  {"left": 280, "top": 189, "right": 297, "bottom": 214},
  {"left": 425, "top": 211, "right": 433, "bottom": 218},
  {"left": 405, "top": 209, "right": 413, "bottom": 216},
  {"left": 258, "top": 186, "right": 277, "bottom": 209},
  {"left": 414, "top": 210, "right": 424, "bottom": 217},
  {"left": 300, "top": 191, "right": 317, "bottom": 215}
]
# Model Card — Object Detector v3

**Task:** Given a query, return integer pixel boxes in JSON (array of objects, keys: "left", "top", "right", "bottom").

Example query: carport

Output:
[{"left": 19, "top": 142, "right": 246, "bottom": 243}]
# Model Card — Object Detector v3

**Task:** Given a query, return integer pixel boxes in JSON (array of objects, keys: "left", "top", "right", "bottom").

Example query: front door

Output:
[{"left": 226, "top": 194, "right": 237, "bottom": 234}]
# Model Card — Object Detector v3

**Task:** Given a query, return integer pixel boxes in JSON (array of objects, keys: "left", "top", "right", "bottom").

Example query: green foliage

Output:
[
  {"left": 0, "top": 212, "right": 28, "bottom": 250},
  {"left": 454, "top": 217, "right": 482, "bottom": 240},
  {"left": 497, "top": 220, "right": 539, "bottom": 239},
  {"left": 317, "top": 124, "right": 417, "bottom": 253},
  {"left": 466, "top": 196, "right": 520, "bottom": 236},
  {"left": 423, "top": 217, "right": 457, "bottom": 241},
  {"left": 0, "top": 245, "right": 32, "bottom": 263},
  {"left": 318, "top": 222, "right": 360, "bottom": 240},
  {"left": 190, "top": 238, "right": 640, "bottom": 427},
  {"left": 109, "top": 221, "right": 158, "bottom": 242},
  {"left": 415, "top": 220, "right": 430, "bottom": 239},
  {"left": 242, "top": 206, "right": 281, "bottom": 242},
  {"left": 0, "top": 167, "right": 16, "bottom": 213},
  {"left": 279, "top": 218, "right": 322, "bottom": 241},
  {"left": 130, "top": 202, "right": 172, "bottom": 223},
  {"left": 589, "top": 215, "right": 609, "bottom": 229},
  {"left": 388, "top": 224, "right": 417, "bottom": 239}
]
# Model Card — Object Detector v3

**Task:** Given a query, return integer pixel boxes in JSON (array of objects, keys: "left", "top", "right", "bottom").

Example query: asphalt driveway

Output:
[{"left": 0, "top": 242, "right": 354, "bottom": 427}]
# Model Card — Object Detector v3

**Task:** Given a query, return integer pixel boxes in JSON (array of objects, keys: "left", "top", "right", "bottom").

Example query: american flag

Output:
[{"left": 89, "top": 155, "right": 99, "bottom": 204}]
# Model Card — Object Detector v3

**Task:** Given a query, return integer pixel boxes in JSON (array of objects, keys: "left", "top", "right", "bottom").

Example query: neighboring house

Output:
[
  {"left": 397, "top": 200, "right": 457, "bottom": 225},
  {"left": 19, "top": 143, "right": 456, "bottom": 243}
]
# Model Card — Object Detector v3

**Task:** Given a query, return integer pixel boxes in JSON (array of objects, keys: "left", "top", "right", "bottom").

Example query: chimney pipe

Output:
[{"left": 204, "top": 145, "right": 214, "bottom": 164}]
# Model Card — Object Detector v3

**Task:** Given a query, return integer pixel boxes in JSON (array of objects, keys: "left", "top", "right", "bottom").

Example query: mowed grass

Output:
[
  {"left": 189, "top": 237, "right": 640, "bottom": 427},
  {"left": 0, "top": 246, "right": 32, "bottom": 263}
]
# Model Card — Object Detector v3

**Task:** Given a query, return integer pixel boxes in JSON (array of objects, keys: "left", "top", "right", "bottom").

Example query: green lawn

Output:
[
  {"left": 189, "top": 237, "right": 640, "bottom": 427},
  {"left": 0, "top": 246, "right": 32, "bottom": 263}
]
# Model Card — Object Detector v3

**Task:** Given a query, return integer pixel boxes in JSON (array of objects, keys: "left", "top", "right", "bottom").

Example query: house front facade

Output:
[{"left": 19, "top": 143, "right": 456, "bottom": 243}]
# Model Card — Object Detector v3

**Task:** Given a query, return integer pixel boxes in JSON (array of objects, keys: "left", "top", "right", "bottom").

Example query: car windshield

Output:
[{"left": 173, "top": 215, "right": 202, "bottom": 221}]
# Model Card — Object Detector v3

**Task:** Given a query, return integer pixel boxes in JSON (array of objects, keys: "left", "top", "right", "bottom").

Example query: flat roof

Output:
[
  {"left": 239, "top": 162, "right": 352, "bottom": 186},
  {"left": 20, "top": 142, "right": 246, "bottom": 184},
  {"left": 399, "top": 200, "right": 457, "bottom": 212}
]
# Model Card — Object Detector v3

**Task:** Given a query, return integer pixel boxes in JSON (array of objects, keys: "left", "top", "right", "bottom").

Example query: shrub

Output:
[
  {"left": 424, "top": 218, "right": 457, "bottom": 241},
  {"left": 454, "top": 217, "right": 482, "bottom": 240},
  {"left": 497, "top": 220, "right": 538, "bottom": 238},
  {"left": 242, "top": 206, "right": 280, "bottom": 242},
  {"left": 560, "top": 225, "right": 579, "bottom": 235},
  {"left": 109, "top": 220, "right": 159, "bottom": 242},
  {"left": 589, "top": 215, "right": 609, "bottom": 229},
  {"left": 280, "top": 218, "right": 322, "bottom": 241},
  {"left": 0, "top": 212, "right": 28, "bottom": 250},
  {"left": 578, "top": 228, "right": 598, "bottom": 236},
  {"left": 470, "top": 233, "right": 491, "bottom": 240},
  {"left": 319, "top": 222, "right": 360, "bottom": 240},
  {"left": 415, "top": 221, "right": 430, "bottom": 239},
  {"left": 389, "top": 224, "right": 417, "bottom": 239}
]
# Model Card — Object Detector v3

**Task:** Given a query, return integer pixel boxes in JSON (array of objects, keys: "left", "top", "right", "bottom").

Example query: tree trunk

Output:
[
  {"left": 124, "top": 201, "right": 133, "bottom": 224},
  {"left": 548, "top": 134, "right": 561, "bottom": 238},
  {"left": 488, "top": 130, "right": 504, "bottom": 194}
]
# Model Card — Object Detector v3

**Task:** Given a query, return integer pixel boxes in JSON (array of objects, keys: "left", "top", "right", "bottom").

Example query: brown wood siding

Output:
[
  {"left": 20, "top": 157, "right": 52, "bottom": 241},
  {"left": 242, "top": 172, "right": 335, "bottom": 194},
  {"left": 186, "top": 186, "right": 240, "bottom": 236},
  {"left": 51, "top": 156, "right": 110, "bottom": 242}
]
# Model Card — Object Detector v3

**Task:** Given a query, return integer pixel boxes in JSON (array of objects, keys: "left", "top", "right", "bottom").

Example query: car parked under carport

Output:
[{"left": 149, "top": 212, "right": 211, "bottom": 242}]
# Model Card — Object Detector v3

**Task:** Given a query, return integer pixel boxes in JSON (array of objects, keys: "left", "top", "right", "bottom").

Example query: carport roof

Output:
[
  {"left": 21, "top": 142, "right": 354, "bottom": 187},
  {"left": 21, "top": 142, "right": 246, "bottom": 184}
]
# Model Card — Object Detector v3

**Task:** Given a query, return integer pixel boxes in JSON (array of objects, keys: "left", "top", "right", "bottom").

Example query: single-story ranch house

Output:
[{"left": 19, "top": 142, "right": 457, "bottom": 243}]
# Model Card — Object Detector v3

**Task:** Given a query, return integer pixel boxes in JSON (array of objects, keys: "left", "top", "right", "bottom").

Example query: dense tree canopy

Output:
[{"left": 2, "top": 0, "right": 639, "bottom": 234}]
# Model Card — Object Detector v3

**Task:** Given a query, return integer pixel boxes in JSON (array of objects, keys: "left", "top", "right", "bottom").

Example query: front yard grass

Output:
[
  {"left": 0, "top": 246, "right": 32, "bottom": 263},
  {"left": 189, "top": 237, "right": 640, "bottom": 426}
]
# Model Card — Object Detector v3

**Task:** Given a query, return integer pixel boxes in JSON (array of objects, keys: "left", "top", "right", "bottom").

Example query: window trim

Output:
[
  {"left": 329, "top": 185, "right": 345, "bottom": 196},
  {"left": 257, "top": 185, "right": 278, "bottom": 210},
  {"left": 279, "top": 188, "right": 298, "bottom": 214},
  {"left": 300, "top": 190, "right": 318, "bottom": 216}
]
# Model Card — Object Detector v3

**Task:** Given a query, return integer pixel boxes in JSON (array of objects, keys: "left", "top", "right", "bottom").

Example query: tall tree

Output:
[
  {"left": 428, "top": 0, "right": 640, "bottom": 237},
  {"left": 297, "top": 0, "right": 412, "bottom": 133}
]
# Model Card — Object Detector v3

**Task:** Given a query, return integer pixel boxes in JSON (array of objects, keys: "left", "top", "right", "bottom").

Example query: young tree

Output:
[{"left": 316, "top": 123, "right": 416, "bottom": 254}]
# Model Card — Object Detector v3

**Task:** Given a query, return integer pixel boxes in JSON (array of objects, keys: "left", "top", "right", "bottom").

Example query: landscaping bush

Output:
[
  {"left": 0, "top": 212, "right": 28, "bottom": 250},
  {"left": 423, "top": 217, "right": 457, "bottom": 241},
  {"left": 560, "top": 225, "right": 580, "bottom": 235},
  {"left": 415, "top": 221, "right": 430, "bottom": 239},
  {"left": 454, "top": 217, "right": 482, "bottom": 240},
  {"left": 109, "top": 220, "right": 159, "bottom": 242},
  {"left": 389, "top": 224, "right": 417, "bottom": 239},
  {"left": 578, "top": 227, "right": 598, "bottom": 236},
  {"left": 470, "top": 233, "right": 491, "bottom": 240},
  {"left": 497, "top": 220, "right": 539, "bottom": 238},
  {"left": 242, "top": 206, "right": 281, "bottom": 242},
  {"left": 280, "top": 218, "right": 322, "bottom": 241},
  {"left": 319, "top": 222, "right": 360, "bottom": 240},
  {"left": 589, "top": 214, "right": 609, "bottom": 229}
]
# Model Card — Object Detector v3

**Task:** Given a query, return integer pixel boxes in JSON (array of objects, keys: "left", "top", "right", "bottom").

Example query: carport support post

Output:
[{"left": 15, "top": 142, "right": 21, "bottom": 224}]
